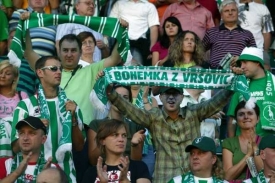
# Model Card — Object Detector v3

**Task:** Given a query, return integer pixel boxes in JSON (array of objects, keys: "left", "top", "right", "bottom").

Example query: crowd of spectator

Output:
[{"left": 0, "top": 0, "right": 275, "bottom": 182}]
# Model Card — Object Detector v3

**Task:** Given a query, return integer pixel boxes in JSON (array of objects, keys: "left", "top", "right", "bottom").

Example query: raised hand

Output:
[
  {"left": 118, "top": 156, "right": 130, "bottom": 182},
  {"left": 96, "top": 156, "right": 108, "bottom": 183}
]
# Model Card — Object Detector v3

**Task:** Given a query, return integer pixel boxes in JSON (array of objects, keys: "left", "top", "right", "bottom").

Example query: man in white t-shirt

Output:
[
  {"left": 243, "top": 134, "right": 275, "bottom": 183},
  {"left": 0, "top": 116, "right": 57, "bottom": 182},
  {"left": 237, "top": 0, "right": 274, "bottom": 69},
  {"left": 168, "top": 136, "right": 227, "bottom": 183}
]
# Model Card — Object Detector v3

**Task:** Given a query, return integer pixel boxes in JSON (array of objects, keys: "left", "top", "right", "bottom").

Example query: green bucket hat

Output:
[
  {"left": 237, "top": 47, "right": 264, "bottom": 68},
  {"left": 259, "top": 134, "right": 275, "bottom": 150},
  {"left": 185, "top": 136, "right": 216, "bottom": 154}
]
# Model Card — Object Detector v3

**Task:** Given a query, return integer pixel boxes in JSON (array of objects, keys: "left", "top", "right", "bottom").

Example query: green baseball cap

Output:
[
  {"left": 159, "top": 87, "right": 183, "bottom": 94},
  {"left": 259, "top": 134, "right": 275, "bottom": 150},
  {"left": 185, "top": 136, "right": 216, "bottom": 154}
]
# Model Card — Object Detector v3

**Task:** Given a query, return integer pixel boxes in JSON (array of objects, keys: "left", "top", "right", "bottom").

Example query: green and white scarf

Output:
[
  {"left": 0, "top": 118, "right": 12, "bottom": 157},
  {"left": 182, "top": 171, "right": 224, "bottom": 183},
  {"left": 93, "top": 66, "right": 251, "bottom": 105},
  {"left": 259, "top": 71, "right": 275, "bottom": 131},
  {"left": 10, "top": 152, "right": 45, "bottom": 183},
  {"left": 37, "top": 84, "right": 72, "bottom": 162},
  {"left": 247, "top": 170, "right": 267, "bottom": 183},
  {"left": 8, "top": 13, "right": 130, "bottom": 67}
]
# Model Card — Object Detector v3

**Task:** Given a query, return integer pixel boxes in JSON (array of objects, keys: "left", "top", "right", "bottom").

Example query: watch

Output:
[{"left": 254, "top": 149, "right": 259, "bottom": 156}]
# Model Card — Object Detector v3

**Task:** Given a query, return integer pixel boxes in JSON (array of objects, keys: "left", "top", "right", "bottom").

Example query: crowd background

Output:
[{"left": 1, "top": 0, "right": 275, "bottom": 182}]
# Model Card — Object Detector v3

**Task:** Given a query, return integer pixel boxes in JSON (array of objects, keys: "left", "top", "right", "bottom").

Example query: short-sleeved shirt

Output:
[
  {"left": 237, "top": 2, "right": 274, "bottom": 49},
  {"left": 222, "top": 136, "right": 246, "bottom": 180},
  {"left": 61, "top": 60, "right": 105, "bottom": 124},
  {"left": 109, "top": 0, "right": 160, "bottom": 40},
  {"left": 82, "top": 160, "right": 151, "bottom": 183},
  {"left": 89, "top": 117, "right": 144, "bottom": 156}
]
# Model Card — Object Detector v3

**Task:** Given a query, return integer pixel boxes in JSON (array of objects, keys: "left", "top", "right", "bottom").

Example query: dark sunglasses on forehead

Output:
[{"left": 41, "top": 66, "right": 63, "bottom": 72}]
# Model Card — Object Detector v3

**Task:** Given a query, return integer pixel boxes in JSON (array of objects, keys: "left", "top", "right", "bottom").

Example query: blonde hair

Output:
[{"left": 0, "top": 60, "right": 19, "bottom": 96}]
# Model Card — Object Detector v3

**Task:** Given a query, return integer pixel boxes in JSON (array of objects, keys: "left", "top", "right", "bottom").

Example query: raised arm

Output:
[
  {"left": 103, "top": 41, "right": 121, "bottom": 68},
  {"left": 24, "top": 29, "right": 40, "bottom": 70}
]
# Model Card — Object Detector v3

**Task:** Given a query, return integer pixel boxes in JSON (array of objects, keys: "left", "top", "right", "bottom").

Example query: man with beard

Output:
[{"left": 0, "top": 116, "right": 57, "bottom": 183}]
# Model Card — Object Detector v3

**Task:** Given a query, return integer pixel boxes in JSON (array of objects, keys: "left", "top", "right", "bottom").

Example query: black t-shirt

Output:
[{"left": 81, "top": 160, "right": 151, "bottom": 183}]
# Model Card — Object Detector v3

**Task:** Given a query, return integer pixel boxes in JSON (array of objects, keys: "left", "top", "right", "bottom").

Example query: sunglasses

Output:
[{"left": 41, "top": 66, "right": 62, "bottom": 72}]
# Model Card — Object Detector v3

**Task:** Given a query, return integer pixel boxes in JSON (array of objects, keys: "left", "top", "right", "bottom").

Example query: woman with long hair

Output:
[
  {"left": 164, "top": 30, "right": 205, "bottom": 68},
  {"left": 222, "top": 101, "right": 263, "bottom": 182},
  {"left": 82, "top": 119, "right": 151, "bottom": 183},
  {"left": 151, "top": 16, "right": 183, "bottom": 66}
]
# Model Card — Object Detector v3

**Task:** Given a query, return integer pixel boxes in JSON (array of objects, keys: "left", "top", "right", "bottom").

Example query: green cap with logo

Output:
[
  {"left": 185, "top": 136, "right": 216, "bottom": 154},
  {"left": 259, "top": 134, "right": 275, "bottom": 150}
]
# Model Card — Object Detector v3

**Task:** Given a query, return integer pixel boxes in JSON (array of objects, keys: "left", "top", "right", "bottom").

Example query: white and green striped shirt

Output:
[{"left": 11, "top": 95, "right": 84, "bottom": 183}]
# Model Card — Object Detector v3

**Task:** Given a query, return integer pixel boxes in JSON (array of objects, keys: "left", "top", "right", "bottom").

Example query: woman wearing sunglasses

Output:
[{"left": 82, "top": 119, "right": 151, "bottom": 183}]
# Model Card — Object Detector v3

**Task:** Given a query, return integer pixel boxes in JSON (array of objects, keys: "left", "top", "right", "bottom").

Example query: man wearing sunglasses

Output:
[{"left": 11, "top": 56, "right": 85, "bottom": 183}]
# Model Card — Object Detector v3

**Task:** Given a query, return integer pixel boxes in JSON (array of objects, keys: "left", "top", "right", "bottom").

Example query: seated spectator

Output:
[
  {"left": 168, "top": 136, "right": 225, "bottom": 183},
  {"left": 161, "top": 0, "right": 214, "bottom": 40},
  {"left": 164, "top": 31, "right": 205, "bottom": 68},
  {"left": 37, "top": 167, "right": 69, "bottom": 183},
  {"left": 77, "top": 31, "right": 97, "bottom": 67},
  {"left": 88, "top": 84, "right": 145, "bottom": 165},
  {"left": 202, "top": 0, "right": 256, "bottom": 69},
  {"left": 223, "top": 101, "right": 263, "bottom": 182},
  {"left": 82, "top": 119, "right": 151, "bottom": 183},
  {"left": 151, "top": 16, "right": 183, "bottom": 66},
  {"left": 9, "top": 0, "right": 57, "bottom": 57},
  {"left": 0, "top": 116, "right": 56, "bottom": 182},
  {"left": 243, "top": 134, "right": 275, "bottom": 183}
]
